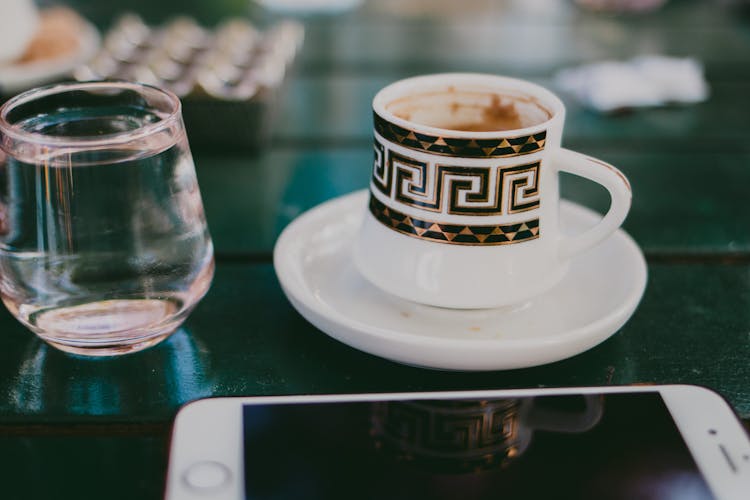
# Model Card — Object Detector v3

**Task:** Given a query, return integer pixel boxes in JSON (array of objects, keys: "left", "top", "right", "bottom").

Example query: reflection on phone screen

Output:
[{"left": 243, "top": 393, "right": 714, "bottom": 499}]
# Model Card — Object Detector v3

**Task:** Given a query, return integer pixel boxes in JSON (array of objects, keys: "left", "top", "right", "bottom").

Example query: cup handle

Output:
[
  {"left": 526, "top": 394, "right": 604, "bottom": 433},
  {"left": 555, "top": 148, "right": 632, "bottom": 261}
]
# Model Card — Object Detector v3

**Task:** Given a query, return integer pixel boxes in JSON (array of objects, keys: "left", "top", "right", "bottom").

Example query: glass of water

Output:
[{"left": 0, "top": 81, "right": 214, "bottom": 356}]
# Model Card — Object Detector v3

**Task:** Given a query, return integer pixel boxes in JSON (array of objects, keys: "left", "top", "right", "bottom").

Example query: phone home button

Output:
[{"left": 183, "top": 461, "right": 232, "bottom": 492}]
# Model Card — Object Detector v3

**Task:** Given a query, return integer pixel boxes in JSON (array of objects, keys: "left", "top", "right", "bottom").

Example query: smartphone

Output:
[{"left": 165, "top": 385, "right": 750, "bottom": 500}]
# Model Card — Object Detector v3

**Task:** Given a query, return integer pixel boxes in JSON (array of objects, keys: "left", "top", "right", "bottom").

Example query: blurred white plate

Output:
[
  {"left": 0, "top": 19, "right": 99, "bottom": 95},
  {"left": 274, "top": 190, "right": 648, "bottom": 371}
]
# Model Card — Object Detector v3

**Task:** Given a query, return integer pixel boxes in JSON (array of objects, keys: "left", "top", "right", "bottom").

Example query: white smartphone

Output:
[{"left": 165, "top": 385, "right": 750, "bottom": 500}]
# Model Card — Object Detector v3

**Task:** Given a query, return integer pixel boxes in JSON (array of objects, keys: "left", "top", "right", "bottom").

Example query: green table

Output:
[{"left": 3, "top": 1, "right": 750, "bottom": 498}]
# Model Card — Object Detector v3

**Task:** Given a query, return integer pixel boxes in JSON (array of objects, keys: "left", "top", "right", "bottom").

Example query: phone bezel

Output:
[{"left": 165, "top": 384, "right": 750, "bottom": 500}]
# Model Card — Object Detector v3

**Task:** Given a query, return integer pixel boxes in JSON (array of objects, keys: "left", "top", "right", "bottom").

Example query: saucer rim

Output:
[{"left": 274, "top": 189, "right": 647, "bottom": 367}]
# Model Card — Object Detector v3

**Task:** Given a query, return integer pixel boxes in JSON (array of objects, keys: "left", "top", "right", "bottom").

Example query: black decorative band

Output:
[
  {"left": 374, "top": 111, "right": 546, "bottom": 158},
  {"left": 372, "top": 137, "right": 541, "bottom": 216},
  {"left": 369, "top": 194, "right": 540, "bottom": 246},
  {"left": 371, "top": 399, "right": 522, "bottom": 472}
]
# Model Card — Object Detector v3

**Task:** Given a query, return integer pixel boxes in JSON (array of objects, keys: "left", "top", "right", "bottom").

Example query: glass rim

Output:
[{"left": 0, "top": 80, "right": 183, "bottom": 148}]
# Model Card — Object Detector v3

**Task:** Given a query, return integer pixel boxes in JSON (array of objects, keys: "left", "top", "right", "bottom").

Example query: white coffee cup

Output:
[{"left": 353, "top": 73, "right": 631, "bottom": 309}]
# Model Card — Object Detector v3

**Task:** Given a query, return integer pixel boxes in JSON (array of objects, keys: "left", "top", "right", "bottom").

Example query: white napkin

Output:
[{"left": 554, "top": 56, "right": 710, "bottom": 112}]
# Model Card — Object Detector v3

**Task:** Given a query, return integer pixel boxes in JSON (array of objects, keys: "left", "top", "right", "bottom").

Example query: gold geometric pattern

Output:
[
  {"left": 371, "top": 399, "right": 523, "bottom": 472},
  {"left": 371, "top": 138, "right": 390, "bottom": 195},
  {"left": 374, "top": 111, "right": 546, "bottom": 158},
  {"left": 386, "top": 153, "right": 541, "bottom": 216},
  {"left": 369, "top": 194, "right": 540, "bottom": 246}
]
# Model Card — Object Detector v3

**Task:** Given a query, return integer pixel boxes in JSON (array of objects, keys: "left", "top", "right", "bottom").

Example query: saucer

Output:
[{"left": 274, "top": 190, "right": 647, "bottom": 371}]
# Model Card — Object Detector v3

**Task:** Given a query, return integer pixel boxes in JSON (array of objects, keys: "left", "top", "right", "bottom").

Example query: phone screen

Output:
[{"left": 242, "top": 392, "right": 715, "bottom": 499}]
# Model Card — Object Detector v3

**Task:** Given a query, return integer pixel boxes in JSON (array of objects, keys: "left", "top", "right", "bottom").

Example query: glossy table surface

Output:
[{"left": 3, "top": 1, "right": 750, "bottom": 498}]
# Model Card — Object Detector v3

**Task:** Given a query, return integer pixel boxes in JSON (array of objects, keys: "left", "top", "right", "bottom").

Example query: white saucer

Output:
[{"left": 274, "top": 190, "right": 647, "bottom": 371}]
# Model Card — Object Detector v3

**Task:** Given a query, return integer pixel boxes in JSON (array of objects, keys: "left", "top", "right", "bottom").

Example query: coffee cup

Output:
[
  {"left": 353, "top": 73, "right": 631, "bottom": 309},
  {"left": 371, "top": 395, "right": 603, "bottom": 472}
]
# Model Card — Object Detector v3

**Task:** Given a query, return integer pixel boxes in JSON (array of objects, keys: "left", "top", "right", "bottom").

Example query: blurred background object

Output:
[
  {"left": 575, "top": 0, "right": 668, "bottom": 13},
  {"left": 0, "top": 0, "right": 39, "bottom": 64},
  {"left": 555, "top": 55, "right": 709, "bottom": 112},
  {"left": 73, "top": 13, "right": 303, "bottom": 150},
  {"left": 0, "top": 1, "right": 305, "bottom": 152},
  {"left": 254, "top": 0, "right": 364, "bottom": 15},
  {"left": 75, "top": 14, "right": 303, "bottom": 100},
  {"left": 0, "top": 4, "right": 99, "bottom": 94}
]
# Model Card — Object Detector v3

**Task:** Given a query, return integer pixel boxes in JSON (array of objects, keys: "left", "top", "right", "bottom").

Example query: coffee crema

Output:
[{"left": 387, "top": 88, "right": 552, "bottom": 133}]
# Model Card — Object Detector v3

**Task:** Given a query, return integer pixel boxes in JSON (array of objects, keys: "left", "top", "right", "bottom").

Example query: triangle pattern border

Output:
[
  {"left": 369, "top": 194, "right": 540, "bottom": 246},
  {"left": 374, "top": 112, "right": 547, "bottom": 159}
]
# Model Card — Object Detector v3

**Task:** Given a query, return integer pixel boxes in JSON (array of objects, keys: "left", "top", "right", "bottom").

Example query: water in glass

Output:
[{"left": 0, "top": 83, "right": 214, "bottom": 355}]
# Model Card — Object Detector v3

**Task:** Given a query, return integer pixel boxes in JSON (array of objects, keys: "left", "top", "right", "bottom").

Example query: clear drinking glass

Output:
[{"left": 0, "top": 81, "right": 214, "bottom": 356}]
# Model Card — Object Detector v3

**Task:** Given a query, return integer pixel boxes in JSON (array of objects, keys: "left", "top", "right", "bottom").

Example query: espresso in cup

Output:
[
  {"left": 354, "top": 73, "right": 631, "bottom": 309},
  {"left": 387, "top": 88, "right": 552, "bottom": 132}
]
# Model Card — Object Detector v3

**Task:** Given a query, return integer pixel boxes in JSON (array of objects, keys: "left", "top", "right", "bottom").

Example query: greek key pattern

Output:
[
  {"left": 371, "top": 138, "right": 389, "bottom": 194},
  {"left": 371, "top": 399, "right": 522, "bottom": 471},
  {"left": 374, "top": 111, "right": 546, "bottom": 158},
  {"left": 372, "top": 138, "right": 541, "bottom": 216},
  {"left": 369, "top": 195, "right": 540, "bottom": 246}
]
